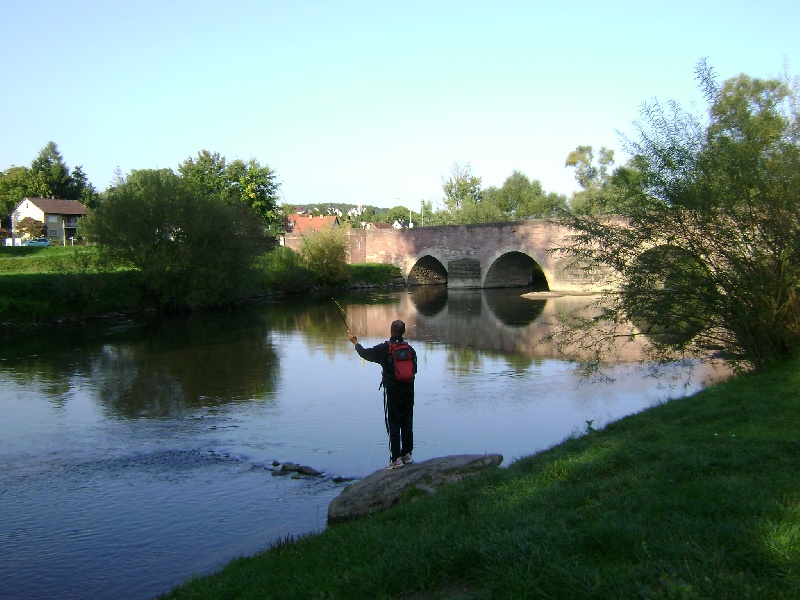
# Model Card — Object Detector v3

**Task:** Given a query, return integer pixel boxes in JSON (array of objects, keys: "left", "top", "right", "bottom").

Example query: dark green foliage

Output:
[
  {"left": 82, "top": 169, "right": 267, "bottom": 310},
  {"left": 255, "top": 247, "right": 317, "bottom": 292},
  {"left": 0, "top": 271, "right": 141, "bottom": 322},
  {"left": 348, "top": 263, "right": 402, "bottom": 284}
]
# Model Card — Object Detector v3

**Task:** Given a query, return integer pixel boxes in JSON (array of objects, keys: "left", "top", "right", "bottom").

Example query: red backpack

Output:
[{"left": 388, "top": 341, "right": 415, "bottom": 382}]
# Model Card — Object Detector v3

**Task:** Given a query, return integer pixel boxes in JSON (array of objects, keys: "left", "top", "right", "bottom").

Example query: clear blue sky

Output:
[{"left": 1, "top": 0, "right": 797, "bottom": 209}]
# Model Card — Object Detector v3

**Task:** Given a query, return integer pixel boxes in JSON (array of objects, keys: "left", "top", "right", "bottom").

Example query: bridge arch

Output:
[
  {"left": 482, "top": 247, "right": 553, "bottom": 290},
  {"left": 406, "top": 250, "right": 448, "bottom": 285}
]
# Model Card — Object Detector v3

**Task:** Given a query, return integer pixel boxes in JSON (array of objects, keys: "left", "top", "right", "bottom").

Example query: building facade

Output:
[{"left": 10, "top": 197, "right": 89, "bottom": 245}]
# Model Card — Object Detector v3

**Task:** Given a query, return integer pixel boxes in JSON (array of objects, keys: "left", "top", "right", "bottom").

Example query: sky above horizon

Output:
[{"left": 1, "top": 1, "right": 798, "bottom": 210}]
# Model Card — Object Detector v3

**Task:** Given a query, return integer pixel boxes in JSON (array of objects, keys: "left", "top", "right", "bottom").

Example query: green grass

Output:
[
  {"left": 348, "top": 262, "right": 403, "bottom": 285},
  {"left": 0, "top": 245, "right": 85, "bottom": 273},
  {"left": 0, "top": 246, "right": 143, "bottom": 322},
  {"left": 0, "top": 246, "right": 401, "bottom": 324},
  {"left": 165, "top": 360, "right": 800, "bottom": 599}
]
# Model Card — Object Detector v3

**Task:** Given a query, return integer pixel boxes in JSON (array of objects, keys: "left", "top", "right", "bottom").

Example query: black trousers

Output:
[{"left": 385, "top": 386, "right": 414, "bottom": 461}]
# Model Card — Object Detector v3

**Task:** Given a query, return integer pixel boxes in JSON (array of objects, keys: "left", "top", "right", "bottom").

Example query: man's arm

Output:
[{"left": 348, "top": 334, "right": 385, "bottom": 364}]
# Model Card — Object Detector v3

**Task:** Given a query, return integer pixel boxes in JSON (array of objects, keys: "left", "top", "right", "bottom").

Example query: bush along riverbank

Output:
[
  {"left": 164, "top": 358, "right": 800, "bottom": 599},
  {"left": 0, "top": 245, "right": 403, "bottom": 326}
]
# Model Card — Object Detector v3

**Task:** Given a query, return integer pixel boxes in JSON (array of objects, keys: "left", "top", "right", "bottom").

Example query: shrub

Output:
[{"left": 255, "top": 247, "right": 317, "bottom": 292}]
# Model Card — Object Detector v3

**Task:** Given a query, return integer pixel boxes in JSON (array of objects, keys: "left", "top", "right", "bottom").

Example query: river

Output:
[{"left": 0, "top": 288, "right": 724, "bottom": 599}]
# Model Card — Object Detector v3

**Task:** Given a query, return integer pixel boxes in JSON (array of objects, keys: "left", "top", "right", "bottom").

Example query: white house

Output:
[{"left": 10, "top": 197, "right": 89, "bottom": 245}]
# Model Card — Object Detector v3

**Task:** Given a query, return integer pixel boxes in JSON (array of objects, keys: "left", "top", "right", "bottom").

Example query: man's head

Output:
[{"left": 390, "top": 320, "right": 406, "bottom": 338}]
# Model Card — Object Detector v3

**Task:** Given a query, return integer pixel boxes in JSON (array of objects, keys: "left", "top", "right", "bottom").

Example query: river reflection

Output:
[{"left": 0, "top": 289, "right": 725, "bottom": 600}]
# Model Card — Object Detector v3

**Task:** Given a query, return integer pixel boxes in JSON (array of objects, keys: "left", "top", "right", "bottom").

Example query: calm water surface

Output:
[{"left": 0, "top": 288, "right": 724, "bottom": 599}]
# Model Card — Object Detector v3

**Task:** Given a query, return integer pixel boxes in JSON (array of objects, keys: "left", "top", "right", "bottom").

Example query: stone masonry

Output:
[{"left": 285, "top": 220, "right": 608, "bottom": 292}]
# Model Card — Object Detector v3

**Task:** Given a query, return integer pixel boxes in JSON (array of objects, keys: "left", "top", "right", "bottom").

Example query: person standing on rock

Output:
[{"left": 349, "top": 319, "right": 417, "bottom": 470}]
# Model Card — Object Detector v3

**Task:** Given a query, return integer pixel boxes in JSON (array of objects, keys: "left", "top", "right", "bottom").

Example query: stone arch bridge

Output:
[{"left": 286, "top": 220, "right": 607, "bottom": 292}]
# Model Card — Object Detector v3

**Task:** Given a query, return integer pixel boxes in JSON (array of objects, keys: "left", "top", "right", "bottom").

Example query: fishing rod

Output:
[{"left": 332, "top": 298, "right": 352, "bottom": 333}]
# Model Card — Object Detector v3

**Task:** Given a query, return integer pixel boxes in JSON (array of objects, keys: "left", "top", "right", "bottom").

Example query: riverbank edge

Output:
[
  {"left": 163, "top": 358, "right": 800, "bottom": 599},
  {"left": 0, "top": 267, "right": 406, "bottom": 330}
]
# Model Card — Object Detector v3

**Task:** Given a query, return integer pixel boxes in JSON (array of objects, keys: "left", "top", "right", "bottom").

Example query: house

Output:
[
  {"left": 10, "top": 197, "right": 89, "bottom": 245},
  {"left": 365, "top": 221, "right": 393, "bottom": 230},
  {"left": 286, "top": 213, "right": 340, "bottom": 235}
]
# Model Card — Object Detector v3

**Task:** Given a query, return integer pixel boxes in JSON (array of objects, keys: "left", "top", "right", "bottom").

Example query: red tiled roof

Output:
[
  {"left": 21, "top": 197, "right": 89, "bottom": 215},
  {"left": 288, "top": 214, "right": 339, "bottom": 234}
]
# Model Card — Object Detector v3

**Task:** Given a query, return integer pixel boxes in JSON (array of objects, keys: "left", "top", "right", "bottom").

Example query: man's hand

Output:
[{"left": 349, "top": 333, "right": 358, "bottom": 345}]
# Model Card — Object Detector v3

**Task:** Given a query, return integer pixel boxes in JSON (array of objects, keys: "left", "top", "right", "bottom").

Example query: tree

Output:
[
  {"left": 82, "top": 168, "right": 267, "bottom": 309},
  {"left": 178, "top": 150, "right": 281, "bottom": 234},
  {"left": 555, "top": 62, "right": 800, "bottom": 372},
  {"left": 565, "top": 145, "right": 627, "bottom": 215},
  {"left": 484, "top": 170, "right": 567, "bottom": 219},
  {"left": 0, "top": 166, "right": 34, "bottom": 227},
  {"left": 384, "top": 205, "right": 411, "bottom": 226},
  {"left": 441, "top": 162, "right": 499, "bottom": 223},
  {"left": 16, "top": 216, "right": 45, "bottom": 238},
  {"left": 28, "top": 141, "right": 95, "bottom": 202},
  {"left": 298, "top": 223, "right": 350, "bottom": 286}
]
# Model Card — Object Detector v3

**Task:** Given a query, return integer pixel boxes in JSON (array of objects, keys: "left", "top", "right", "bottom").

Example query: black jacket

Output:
[{"left": 354, "top": 336, "right": 417, "bottom": 389}]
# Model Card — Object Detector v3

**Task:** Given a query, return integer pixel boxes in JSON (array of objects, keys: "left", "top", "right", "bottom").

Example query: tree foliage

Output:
[
  {"left": 441, "top": 162, "right": 499, "bottom": 223},
  {"left": 17, "top": 216, "right": 45, "bottom": 238},
  {"left": 556, "top": 62, "right": 800, "bottom": 372},
  {"left": 483, "top": 170, "right": 567, "bottom": 218},
  {"left": 565, "top": 145, "right": 635, "bottom": 215},
  {"left": 384, "top": 205, "right": 411, "bottom": 226},
  {"left": 178, "top": 150, "right": 281, "bottom": 233},
  {"left": 82, "top": 168, "right": 267, "bottom": 309}
]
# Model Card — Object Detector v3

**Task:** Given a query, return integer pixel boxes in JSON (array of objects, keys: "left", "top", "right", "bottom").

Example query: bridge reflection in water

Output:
[
  {"left": 338, "top": 288, "right": 610, "bottom": 362},
  {"left": 409, "top": 285, "right": 546, "bottom": 328}
]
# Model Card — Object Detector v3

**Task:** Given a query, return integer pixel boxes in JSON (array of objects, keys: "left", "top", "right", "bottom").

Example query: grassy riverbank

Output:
[
  {"left": 165, "top": 359, "right": 800, "bottom": 599},
  {"left": 0, "top": 246, "right": 401, "bottom": 324}
]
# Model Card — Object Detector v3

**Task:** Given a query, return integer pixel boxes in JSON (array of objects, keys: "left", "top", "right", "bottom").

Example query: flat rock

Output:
[{"left": 327, "top": 453, "right": 503, "bottom": 525}]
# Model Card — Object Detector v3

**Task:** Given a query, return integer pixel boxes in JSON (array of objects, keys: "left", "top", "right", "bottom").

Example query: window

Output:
[
  {"left": 49, "top": 229, "right": 58, "bottom": 237},
  {"left": 47, "top": 215, "right": 59, "bottom": 223}
]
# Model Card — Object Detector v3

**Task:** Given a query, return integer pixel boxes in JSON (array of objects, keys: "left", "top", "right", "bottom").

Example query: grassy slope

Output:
[
  {"left": 0, "top": 246, "right": 142, "bottom": 322},
  {"left": 166, "top": 360, "right": 800, "bottom": 599}
]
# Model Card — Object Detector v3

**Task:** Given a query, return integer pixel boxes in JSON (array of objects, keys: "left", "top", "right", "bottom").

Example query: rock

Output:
[
  {"left": 271, "top": 461, "right": 324, "bottom": 477},
  {"left": 327, "top": 454, "right": 503, "bottom": 525},
  {"left": 296, "top": 465, "right": 323, "bottom": 477}
]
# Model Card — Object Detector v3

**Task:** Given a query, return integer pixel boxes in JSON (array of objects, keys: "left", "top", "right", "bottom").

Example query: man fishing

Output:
[{"left": 349, "top": 320, "right": 417, "bottom": 470}]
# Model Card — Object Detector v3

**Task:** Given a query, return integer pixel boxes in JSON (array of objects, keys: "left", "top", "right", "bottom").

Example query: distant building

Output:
[
  {"left": 286, "top": 213, "right": 340, "bottom": 235},
  {"left": 10, "top": 197, "right": 89, "bottom": 245},
  {"left": 365, "top": 221, "right": 392, "bottom": 230}
]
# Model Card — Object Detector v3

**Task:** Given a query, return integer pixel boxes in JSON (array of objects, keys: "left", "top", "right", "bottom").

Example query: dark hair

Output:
[{"left": 390, "top": 320, "right": 405, "bottom": 337}]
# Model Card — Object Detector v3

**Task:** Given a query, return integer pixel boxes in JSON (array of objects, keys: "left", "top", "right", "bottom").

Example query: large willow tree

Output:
[{"left": 556, "top": 62, "right": 800, "bottom": 372}]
